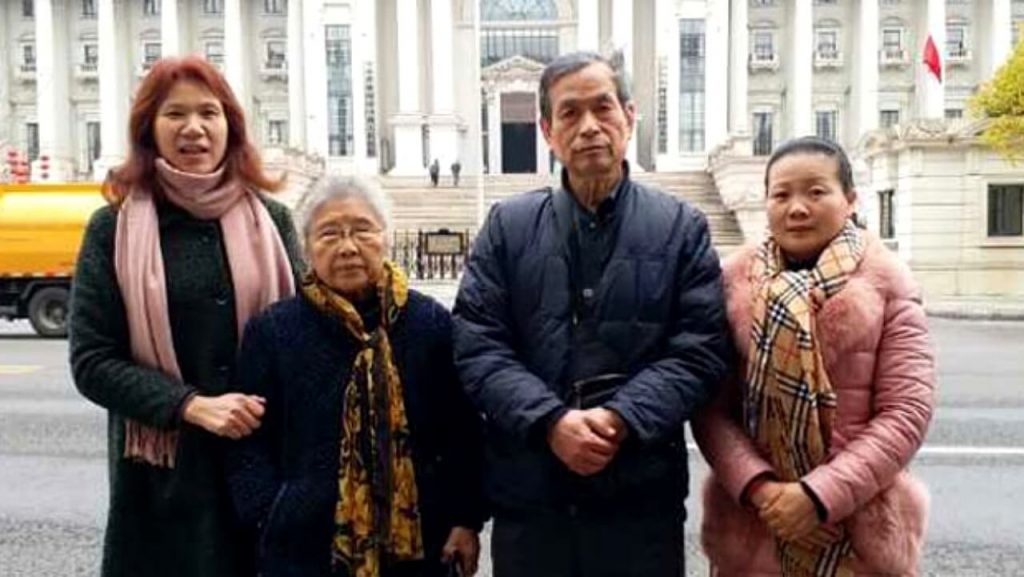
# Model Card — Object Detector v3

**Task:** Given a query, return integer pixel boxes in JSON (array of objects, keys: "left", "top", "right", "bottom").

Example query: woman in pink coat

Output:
[{"left": 694, "top": 136, "right": 935, "bottom": 577}]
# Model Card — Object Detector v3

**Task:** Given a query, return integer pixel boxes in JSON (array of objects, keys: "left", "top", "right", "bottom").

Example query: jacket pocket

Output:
[
  {"left": 845, "top": 471, "right": 929, "bottom": 573},
  {"left": 700, "top": 476, "right": 772, "bottom": 571},
  {"left": 637, "top": 259, "right": 670, "bottom": 322},
  {"left": 259, "top": 482, "right": 290, "bottom": 560}
]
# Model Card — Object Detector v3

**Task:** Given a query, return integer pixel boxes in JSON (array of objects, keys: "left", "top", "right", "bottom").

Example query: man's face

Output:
[{"left": 541, "top": 62, "right": 635, "bottom": 182}]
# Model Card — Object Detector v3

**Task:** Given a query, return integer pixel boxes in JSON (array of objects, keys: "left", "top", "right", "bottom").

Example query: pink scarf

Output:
[{"left": 114, "top": 158, "right": 295, "bottom": 467}]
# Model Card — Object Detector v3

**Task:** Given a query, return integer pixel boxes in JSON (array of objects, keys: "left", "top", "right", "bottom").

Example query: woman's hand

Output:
[
  {"left": 749, "top": 479, "right": 785, "bottom": 510},
  {"left": 758, "top": 482, "right": 820, "bottom": 542},
  {"left": 441, "top": 526, "right": 480, "bottom": 576},
  {"left": 182, "top": 393, "right": 265, "bottom": 440},
  {"left": 794, "top": 525, "right": 844, "bottom": 550}
]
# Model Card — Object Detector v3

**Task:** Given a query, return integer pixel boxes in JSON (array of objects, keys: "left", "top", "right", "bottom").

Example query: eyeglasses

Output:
[{"left": 313, "top": 225, "right": 383, "bottom": 246}]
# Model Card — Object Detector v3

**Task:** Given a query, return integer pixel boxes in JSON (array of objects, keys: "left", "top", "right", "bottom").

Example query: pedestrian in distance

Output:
[
  {"left": 693, "top": 136, "right": 935, "bottom": 577},
  {"left": 451, "top": 159, "right": 462, "bottom": 187},
  {"left": 69, "top": 55, "right": 303, "bottom": 577},
  {"left": 452, "top": 51, "right": 731, "bottom": 577},
  {"left": 227, "top": 176, "right": 486, "bottom": 577},
  {"left": 429, "top": 159, "right": 440, "bottom": 187}
]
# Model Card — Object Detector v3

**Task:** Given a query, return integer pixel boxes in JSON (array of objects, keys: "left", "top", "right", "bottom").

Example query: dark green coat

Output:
[{"left": 69, "top": 194, "right": 304, "bottom": 577}]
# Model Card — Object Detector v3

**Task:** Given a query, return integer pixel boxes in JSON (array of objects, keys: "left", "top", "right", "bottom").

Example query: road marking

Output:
[
  {"left": 918, "top": 445, "right": 1024, "bottom": 457},
  {"left": 0, "top": 365, "right": 43, "bottom": 375},
  {"left": 683, "top": 443, "right": 1024, "bottom": 457}
]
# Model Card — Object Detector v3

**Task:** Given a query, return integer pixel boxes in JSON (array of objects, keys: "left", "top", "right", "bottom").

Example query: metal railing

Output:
[{"left": 390, "top": 229, "right": 472, "bottom": 280}]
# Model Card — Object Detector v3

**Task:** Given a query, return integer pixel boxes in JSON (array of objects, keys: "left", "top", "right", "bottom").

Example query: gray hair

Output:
[
  {"left": 298, "top": 175, "right": 393, "bottom": 241},
  {"left": 538, "top": 51, "right": 632, "bottom": 123}
]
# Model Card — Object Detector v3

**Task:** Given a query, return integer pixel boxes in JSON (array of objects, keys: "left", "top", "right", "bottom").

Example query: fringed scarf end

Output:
[{"left": 123, "top": 419, "right": 179, "bottom": 468}]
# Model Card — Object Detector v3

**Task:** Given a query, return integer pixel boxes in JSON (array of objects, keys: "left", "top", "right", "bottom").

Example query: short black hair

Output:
[
  {"left": 764, "top": 136, "right": 855, "bottom": 197},
  {"left": 538, "top": 51, "right": 631, "bottom": 123}
]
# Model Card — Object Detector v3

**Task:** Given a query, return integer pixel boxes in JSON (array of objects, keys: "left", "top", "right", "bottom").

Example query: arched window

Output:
[{"left": 482, "top": 0, "right": 557, "bottom": 21}]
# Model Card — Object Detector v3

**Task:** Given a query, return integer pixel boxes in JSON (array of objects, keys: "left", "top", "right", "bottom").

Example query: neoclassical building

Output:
[{"left": 2, "top": 0, "right": 1023, "bottom": 299}]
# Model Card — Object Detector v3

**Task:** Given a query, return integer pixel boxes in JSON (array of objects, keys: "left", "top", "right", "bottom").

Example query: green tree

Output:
[{"left": 969, "top": 25, "right": 1024, "bottom": 162}]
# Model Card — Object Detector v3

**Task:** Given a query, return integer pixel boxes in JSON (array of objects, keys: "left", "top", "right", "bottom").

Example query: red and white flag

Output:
[{"left": 923, "top": 34, "right": 942, "bottom": 82}]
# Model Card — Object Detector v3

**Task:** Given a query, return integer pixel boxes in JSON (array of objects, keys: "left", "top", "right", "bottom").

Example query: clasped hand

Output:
[
  {"left": 547, "top": 408, "right": 627, "bottom": 476},
  {"left": 749, "top": 481, "right": 824, "bottom": 545},
  {"left": 182, "top": 393, "right": 265, "bottom": 440}
]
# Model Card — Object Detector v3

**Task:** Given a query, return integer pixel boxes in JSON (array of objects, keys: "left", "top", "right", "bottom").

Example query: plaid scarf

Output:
[
  {"left": 745, "top": 221, "right": 864, "bottom": 577},
  {"left": 301, "top": 261, "right": 424, "bottom": 577}
]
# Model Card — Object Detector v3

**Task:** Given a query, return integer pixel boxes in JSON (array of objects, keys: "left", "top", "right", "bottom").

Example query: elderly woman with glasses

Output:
[{"left": 227, "top": 176, "right": 485, "bottom": 577}]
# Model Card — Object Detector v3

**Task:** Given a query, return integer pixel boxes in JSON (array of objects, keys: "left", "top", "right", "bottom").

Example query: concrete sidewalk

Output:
[{"left": 409, "top": 279, "right": 460, "bottom": 308}]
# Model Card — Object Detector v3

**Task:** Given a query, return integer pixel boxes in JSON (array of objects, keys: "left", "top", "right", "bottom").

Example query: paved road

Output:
[{"left": 1, "top": 315, "right": 1023, "bottom": 576}]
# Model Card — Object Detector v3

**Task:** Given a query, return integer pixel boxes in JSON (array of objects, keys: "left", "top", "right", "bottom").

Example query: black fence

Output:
[{"left": 390, "top": 229, "right": 472, "bottom": 280}]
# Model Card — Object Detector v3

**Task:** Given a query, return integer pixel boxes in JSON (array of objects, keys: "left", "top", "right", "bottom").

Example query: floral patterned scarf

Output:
[
  {"left": 745, "top": 220, "right": 864, "bottom": 577},
  {"left": 301, "top": 261, "right": 424, "bottom": 577}
]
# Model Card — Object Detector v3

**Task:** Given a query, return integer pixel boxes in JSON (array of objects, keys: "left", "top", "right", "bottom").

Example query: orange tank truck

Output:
[{"left": 0, "top": 182, "right": 105, "bottom": 337}]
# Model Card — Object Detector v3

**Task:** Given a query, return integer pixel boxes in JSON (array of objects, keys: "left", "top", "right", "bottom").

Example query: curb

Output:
[{"left": 926, "top": 309, "right": 1024, "bottom": 321}]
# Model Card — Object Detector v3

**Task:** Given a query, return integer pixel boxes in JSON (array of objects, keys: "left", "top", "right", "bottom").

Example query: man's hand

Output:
[
  {"left": 547, "top": 409, "right": 617, "bottom": 476},
  {"left": 582, "top": 407, "right": 628, "bottom": 444},
  {"left": 758, "top": 482, "right": 821, "bottom": 542},
  {"left": 182, "top": 393, "right": 265, "bottom": 440},
  {"left": 441, "top": 526, "right": 480, "bottom": 576}
]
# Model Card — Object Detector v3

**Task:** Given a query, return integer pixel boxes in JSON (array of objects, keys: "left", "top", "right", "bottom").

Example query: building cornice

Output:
[{"left": 857, "top": 118, "right": 991, "bottom": 158}]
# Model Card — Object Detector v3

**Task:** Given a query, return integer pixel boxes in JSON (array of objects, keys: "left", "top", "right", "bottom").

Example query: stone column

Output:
[
  {"left": 95, "top": 0, "right": 131, "bottom": 180},
  {"left": 429, "top": 0, "right": 459, "bottom": 170},
  {"left": 161, "top": 0, "right": 181, "bottom": 56},
  {"left": 611, "top": 0, "right": 638, "bottom": 164},
  {"left": 487, "top": 90, "right": 502, "bottom": 175},
  {"left": 852, "top": 0, "right": 879, "bottom": 139},
  {"left": 917, "top": 0, "right": 945, "bottom": 119},
  {"left": 303, "top": 0, "right": 328, "bottom": 158},
  {"left": 356, "top": 0, "right": 379, "bottom": 172},
  {"left": 577, "top": 0, "right": 599, "bottom": 51},
  {"left": 0, "top": 3, "right": 11, "bottom": 153},
  {"left": 287, "top": 0, "right": 307, "bottom": 149},
  {"left": 390, "top": 0, "right": 424, "bottom": 175},
  {"left": 981, "top": 0, "right": 1013, "bottom": 80},
  {"left": 656, "top": 0, "right": 679, "bottom": 164},
  {"left": 706, "top": 0, "right": 729, "bottom": 151},
  {"left": 34, "top": 0, "right": 73, "bottom": 180},
  {"left": 536, "top": 113, "right": 550, "bottom": 175},
  {"left": 787, "top": 0, "right": 813, "bottom": 137},
  {"left": 729, "top": 0, "right": 749, "bottom": 136},
  {"left": 612, "top": 0, "right": 634, "bottom": 70},
  {"left": 224, "top": 0, "right": 251, "bottom": 114},
  {"left": 351, "top": 2, "right": 369, "bottom": 163}
]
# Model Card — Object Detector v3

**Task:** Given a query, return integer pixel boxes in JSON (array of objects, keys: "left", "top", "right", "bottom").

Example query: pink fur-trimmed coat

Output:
[{"left": 693, "top": 234, "right": 935, "bottom": 576}]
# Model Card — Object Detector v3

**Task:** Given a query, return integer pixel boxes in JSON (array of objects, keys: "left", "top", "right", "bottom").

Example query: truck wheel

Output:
[{"left": 28, "top": 287, "right": 70, "bottom": 338}]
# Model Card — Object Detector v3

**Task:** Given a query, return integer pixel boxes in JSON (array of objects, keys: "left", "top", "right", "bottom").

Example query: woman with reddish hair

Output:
[{"left": 69, "top": 55, "right": 303, "bottom": 577}]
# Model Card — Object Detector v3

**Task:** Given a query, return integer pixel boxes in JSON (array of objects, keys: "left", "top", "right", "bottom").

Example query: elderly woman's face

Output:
[
  {"left": 766, "top": 153, "right": 854, "bottom": 262},
  {"left": 307, "top": 197, "right": 386, "bottom": 299},
  {"left": 153, "top": 79, "right": 229, "bottom": 174}
]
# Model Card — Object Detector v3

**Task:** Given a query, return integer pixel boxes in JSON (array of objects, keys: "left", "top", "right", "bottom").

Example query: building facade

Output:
[
  {"left": 6, "top": 0, "right": 1024, "bottom": 180},
  {"left": 1, "top": 0, "right": 1023, "bottom": 300}
]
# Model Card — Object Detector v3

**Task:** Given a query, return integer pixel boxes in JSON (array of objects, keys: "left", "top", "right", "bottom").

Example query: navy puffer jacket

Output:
[{"left": 452, "top": 173, "right": 731, "bottom": 514}]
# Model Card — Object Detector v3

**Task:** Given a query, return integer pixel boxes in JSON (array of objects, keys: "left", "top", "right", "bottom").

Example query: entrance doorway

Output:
[
  {"left": 501, "top": 123, "right": 536, "bottom": 173},
  {"left": 500, "top": 92, "right": 537, "bottom": 173}
]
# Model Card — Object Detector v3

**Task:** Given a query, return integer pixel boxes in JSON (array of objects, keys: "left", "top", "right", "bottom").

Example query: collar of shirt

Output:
[{"left": 561, "top": 161, "right": 630, "bottom": 224}]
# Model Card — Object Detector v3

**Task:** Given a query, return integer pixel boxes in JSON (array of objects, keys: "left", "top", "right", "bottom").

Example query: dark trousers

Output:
[{"left": 491, "top": 502, "right": 684, "bottom": 577}]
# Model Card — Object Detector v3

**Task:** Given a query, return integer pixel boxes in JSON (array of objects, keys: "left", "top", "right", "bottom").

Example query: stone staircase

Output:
[
  {"left": 376, "top": 170, "right": 745, "bottom": 253},
  {"left": 632, "top": 171, "right": 746, "bottom": 251}
]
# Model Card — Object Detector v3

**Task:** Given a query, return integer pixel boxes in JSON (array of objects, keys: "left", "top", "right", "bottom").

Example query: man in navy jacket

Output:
[{"left": 452, "top": 52, "right": 731, "bottom": 576}]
